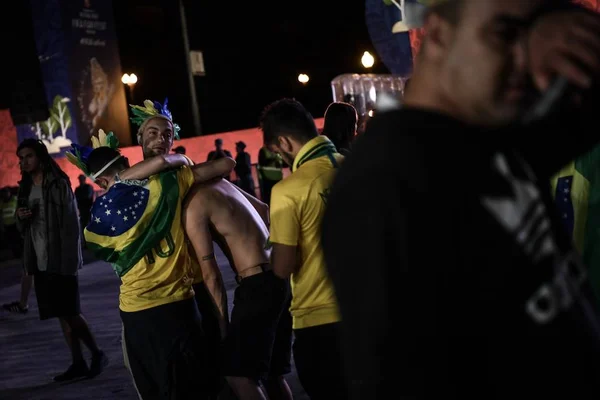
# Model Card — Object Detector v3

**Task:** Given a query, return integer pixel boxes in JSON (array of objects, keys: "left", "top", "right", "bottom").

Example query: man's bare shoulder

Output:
[{"left": 185, "top": 179, "right": 236, "bottom": 210}]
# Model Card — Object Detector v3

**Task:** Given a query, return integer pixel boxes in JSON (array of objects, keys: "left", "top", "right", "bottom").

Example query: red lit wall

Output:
[{"left": 0, "top": 109, "right": 323, "bottom": 191}]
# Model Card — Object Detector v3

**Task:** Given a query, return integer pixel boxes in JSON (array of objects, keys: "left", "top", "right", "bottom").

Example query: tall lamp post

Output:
[{"left": 122, "top": 73, "right": 137, "bottom": 104}]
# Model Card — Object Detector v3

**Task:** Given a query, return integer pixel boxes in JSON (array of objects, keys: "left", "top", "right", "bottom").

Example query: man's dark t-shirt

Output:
[{"left": 322, "top": 107, "right": 600, "bottom": 398}]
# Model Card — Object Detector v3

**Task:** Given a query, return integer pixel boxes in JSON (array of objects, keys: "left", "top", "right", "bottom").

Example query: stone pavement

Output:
[{"left": 0, "top": 248, "right": 308, "bottom": 400}]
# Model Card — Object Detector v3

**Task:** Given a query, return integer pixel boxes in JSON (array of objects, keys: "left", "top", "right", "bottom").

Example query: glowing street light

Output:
[
  {"left": 298, "top": 73, "right": 310, "bottom": 84},
  {"left": 122, "top": 73, "right": 138, "bottom": 103},
  {"left": 122, "top": 73, "right": 138, "bottom": 86},
  {"left": 361, "top": 51, "right": 375, "bottom": 69}
]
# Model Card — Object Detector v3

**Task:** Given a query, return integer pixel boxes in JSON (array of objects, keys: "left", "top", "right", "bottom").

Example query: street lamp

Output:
[
  {"left": 361, "top": 51, "right": 375, "bottom": 69},
  {"left": 298, "top": 73, "right": 310, "bottom": 85},
  {"left": 122, "top": 73, "right": 138, "bottom": 103},
  {"left": 122, "top": 73, "right": 137, "bottom": 86}
]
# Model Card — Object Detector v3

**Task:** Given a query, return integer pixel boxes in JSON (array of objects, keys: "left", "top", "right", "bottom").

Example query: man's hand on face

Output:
[{"left": 528, "top": 9, "right": 600, "bottom": 92}]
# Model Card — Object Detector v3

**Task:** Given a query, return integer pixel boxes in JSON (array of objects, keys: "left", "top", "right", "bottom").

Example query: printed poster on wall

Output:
[
  {"left": 61, "top": 0, "right": 130, "bottom": 147},
  {"left": 15, "top": 0, "right": 130, "bottom": 157},
  {"left": 15, "top": 0, "right": 79, "bottom": 156}
]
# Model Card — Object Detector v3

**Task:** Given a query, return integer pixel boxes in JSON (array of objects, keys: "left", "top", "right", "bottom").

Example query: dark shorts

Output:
[
  {"left": 293, "top": 322, "right": 347, "bottom": 400},
  {"left": 223, "top": 270, "right": 292, "bottom": 382},
  {"left": 34, "top": 272, "right": 81, "bottom": 320},
  {"left": 121, "top": 298, "right": 212, "bottom": 400}
]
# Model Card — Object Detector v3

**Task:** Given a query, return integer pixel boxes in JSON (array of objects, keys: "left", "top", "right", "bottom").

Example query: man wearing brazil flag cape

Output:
[{"left": 66, "top": 121, "right": 235, "bottom": 398}]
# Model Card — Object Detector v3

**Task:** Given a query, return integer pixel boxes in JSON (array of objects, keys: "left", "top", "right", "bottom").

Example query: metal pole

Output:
[{"left": 178, "top": 0, "right": 202, "bottom": 136}]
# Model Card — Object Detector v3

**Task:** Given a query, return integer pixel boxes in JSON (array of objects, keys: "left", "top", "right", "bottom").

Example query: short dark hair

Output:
[
  {"left": 87, "top": 147, "right": 129, "bottom": 179},
  {"left": 322, "top": 102, "right": 357, "bottom": 151},
  {"left": 260, "top": 98, "right": 318, "bottom": 146},
  {"left": 173, "top": 146, "right": 186, "bottom": 154}
]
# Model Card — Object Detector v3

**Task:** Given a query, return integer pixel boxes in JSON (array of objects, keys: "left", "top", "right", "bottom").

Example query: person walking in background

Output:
[
  {"left": 75, "top": 174, "right": 94, "bottom": 241},
  {"left": 321, "top": 102, "right": 358, "bottom": 156},
  {"left": 207, "top": 139, "right": 232, "bottom": 181},
  {"left": 257, "top": 146, "right": 283, "bottom": 205},
  {"left": 1, "top": 185, "right": 31, "bottom": 315},
  {"left": 14, "top": 138, "right": 107, "bottom": 381},
  {"left": 234, "top": 141, "right": 256, "bottom": 195},
  {"left": 0, "top": 186, "right": 21, "bottom": 259}
]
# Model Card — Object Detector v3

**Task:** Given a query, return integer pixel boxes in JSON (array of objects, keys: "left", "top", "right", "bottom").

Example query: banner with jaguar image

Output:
[{"left": 15, "top": 0, "right": 130, "bottom": 157}]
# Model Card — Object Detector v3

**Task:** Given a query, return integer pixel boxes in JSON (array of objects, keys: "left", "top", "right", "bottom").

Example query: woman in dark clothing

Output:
[
  {"left": 14, "top": 139, "right": 107, "bottom": 382},
  {"left": 321, "top": 102, "right": 358, "bottom": 156}
]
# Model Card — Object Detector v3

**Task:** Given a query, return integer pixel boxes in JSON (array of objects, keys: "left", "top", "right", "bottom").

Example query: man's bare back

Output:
[{"left": 184, "top": 179, "right": 269, "bottom": 274}]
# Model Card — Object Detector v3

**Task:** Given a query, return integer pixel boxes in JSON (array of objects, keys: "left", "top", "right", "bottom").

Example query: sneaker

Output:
[
  {"left": 54, "top": 361, "right": 89, "bottom": 382},
  {"left": 2, "top": 301, "right": 28, "bottom": 314},
  {"left": 88, "top": 351, "right": 109, "bottom": 378}
]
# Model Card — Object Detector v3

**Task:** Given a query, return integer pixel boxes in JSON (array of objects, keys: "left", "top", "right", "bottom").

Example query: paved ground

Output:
[{"left": 0, "top": 248, "right": 308, "bottom": 399}]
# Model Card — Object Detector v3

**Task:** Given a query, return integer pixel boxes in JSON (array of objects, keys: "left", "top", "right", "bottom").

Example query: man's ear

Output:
[
  {"left": 94, "top": 177, "right": 108, "bottom": 190},
  {"left": 277, "top": 136, "right": 293, "bottom": 153},
  {"left": 423, "top": 13, "right": 456, "bottom": 62}
]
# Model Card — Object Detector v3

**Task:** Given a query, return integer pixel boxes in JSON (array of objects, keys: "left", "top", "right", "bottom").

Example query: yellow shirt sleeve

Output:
[
  {"left": 269, "top": 184, "right": 300, "bottom": 246},
  {"left": 177, "top": 166, "right": 195, "bottom": 197},
  {"left": 183, "top": 155, "right": 195, "bottom": 166}
]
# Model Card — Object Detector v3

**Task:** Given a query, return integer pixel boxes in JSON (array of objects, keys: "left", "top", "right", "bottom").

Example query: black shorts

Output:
[
  {"left": 293, "top": 322, "right": 347, "bottom": 400},
  {"left": 223, "top": 270, "right": 292, "bottom": 382},
  {"left": 121, "top": 298, "right": 212, "bottom": 400},
  {"left": 34, "top": 272, "right": 81, "bottom": 320}
]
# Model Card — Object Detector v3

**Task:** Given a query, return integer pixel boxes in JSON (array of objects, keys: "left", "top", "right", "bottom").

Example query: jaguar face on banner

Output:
[
  {"left": 63, "top": 0, "right": 130, "bottom": 146},
  {"left": 14, "top": 0, "right": 130, "bottom": 157}
]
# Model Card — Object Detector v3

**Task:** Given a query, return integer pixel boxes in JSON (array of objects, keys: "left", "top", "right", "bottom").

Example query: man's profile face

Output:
[
  {"left": 141, "top": 117, "right": 174, "bottom": 159},
  {"left": 439, "top": 0, "right": 543, "bottom": 125},
  {"left": 17, "top": 147, "right": 41, "bottom": 174}
]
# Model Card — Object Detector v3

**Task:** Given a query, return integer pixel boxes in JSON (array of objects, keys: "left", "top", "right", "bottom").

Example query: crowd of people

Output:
[
  {"left": 3, "top": 0, "right": 600, "bottom": 399},
  {"left": 2, "top": 95, "right": 358, "bottom": 399}
]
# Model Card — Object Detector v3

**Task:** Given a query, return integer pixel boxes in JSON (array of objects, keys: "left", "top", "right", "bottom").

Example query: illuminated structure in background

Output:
[{"left": 331, "top": 74, "right": 407, "bottom": 130}]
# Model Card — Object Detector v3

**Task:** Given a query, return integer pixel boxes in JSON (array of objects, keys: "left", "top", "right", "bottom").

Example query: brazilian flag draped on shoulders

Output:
[
  {"left": 80, "top": 97, "right": 186, "bottom": 278},
  {"left": 551, "top": 144, "right": 600, "bottom": 300},
  {"left": 85, "top": 171, "right": 180, "bottom": 277}
]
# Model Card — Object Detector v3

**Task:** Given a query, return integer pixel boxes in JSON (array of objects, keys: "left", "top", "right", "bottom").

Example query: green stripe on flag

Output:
[{"left": 87, "top": 170, "right": 180, "bottom": 277}]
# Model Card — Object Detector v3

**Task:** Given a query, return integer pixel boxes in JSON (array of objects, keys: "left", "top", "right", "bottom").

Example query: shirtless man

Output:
[{"left": 184, "top": 180, "right": 293, "bottom": 400}]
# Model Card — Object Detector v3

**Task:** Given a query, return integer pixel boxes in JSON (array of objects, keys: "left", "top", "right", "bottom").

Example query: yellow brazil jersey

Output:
[
  {"left": 269, "top": 135, "right": 344, "bottom": 329},
  {"left": 85, "top": 166, "right": 196, "bottom": 312}
]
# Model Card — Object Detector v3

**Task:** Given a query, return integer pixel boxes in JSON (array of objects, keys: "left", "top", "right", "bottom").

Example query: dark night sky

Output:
[{"left": 113, "top": 0, "right": 389, "bottom": 137}]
